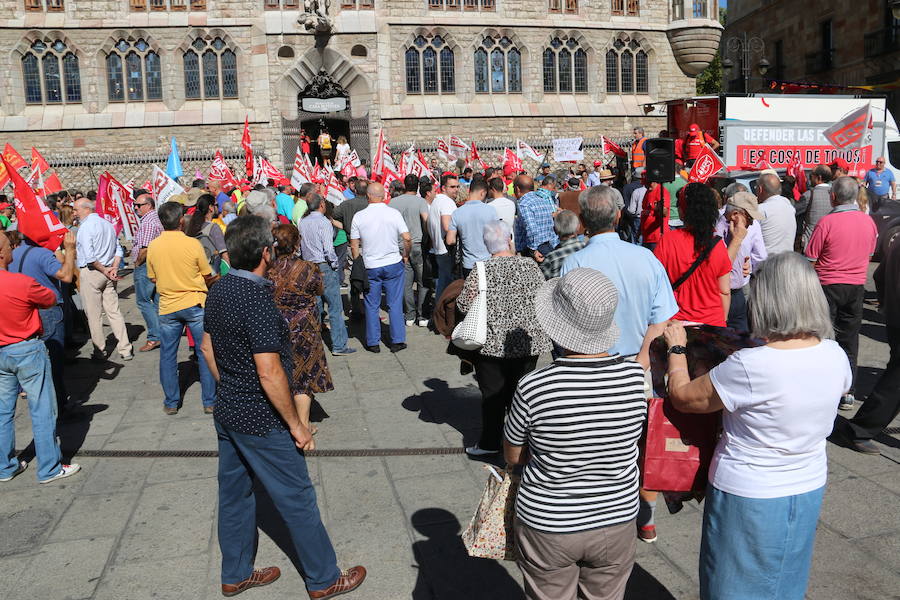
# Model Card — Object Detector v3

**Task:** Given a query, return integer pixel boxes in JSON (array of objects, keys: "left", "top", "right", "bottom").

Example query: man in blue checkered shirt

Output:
[{"left": 514, "top": 174, "right": 559, "bottom": 260}]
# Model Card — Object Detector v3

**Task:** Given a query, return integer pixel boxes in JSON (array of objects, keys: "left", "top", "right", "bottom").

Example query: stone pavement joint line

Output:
[{"left": 14, "top": 447, "right": 467, "bottom": 458}]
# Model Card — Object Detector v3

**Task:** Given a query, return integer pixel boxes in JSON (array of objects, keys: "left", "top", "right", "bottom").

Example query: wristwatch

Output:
[{"left": 668, "top": 345, "right": 687, "bottom": 356}]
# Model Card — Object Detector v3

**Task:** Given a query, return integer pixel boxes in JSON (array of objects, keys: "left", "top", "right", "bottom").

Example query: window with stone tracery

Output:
[
  {"left": 405, "top": 35, "right": 455, "bottom": 95},
  {"left": 606, "top": 38, "right": 649, "bottom": 94},
  {"left": 130, "top": 0, "right": 204, "bottom": 10},
  {"left": 25, "top": 0, "right": 64, "bottom": 11},
  {"left": 611, "top": 0, "right": 639, "bottom": 15},
  {"left": 548, "top": 0, "right": 577, "bottom": 12},
  {"left": 106, "top": 38, "right": 163, "bottom": 102},
  {"left": 542, "top": 37, "right": 587, "bottom": 94},
  {"left": 22, "top": 39, "right": 81, "bottom": 105},
  {"left": 427, "top": 0, "right": 493, "bottom": 10},
  {"left": 183, "top": 37, "right": 238, "bottom": 100},
  {"left": 474, "top": 36, "right": 521, "bottom": 94}
]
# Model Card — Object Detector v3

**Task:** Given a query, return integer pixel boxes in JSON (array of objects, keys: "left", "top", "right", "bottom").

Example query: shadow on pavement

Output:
[
  {"left": 402, "top": 378, "right": 482, "bottom": 448},
  {"left": 64, "top": 357, "right": 124, "bottom": 405},
  {"left": 411, "top": 508, "right": 525, "bottom": 600},
  {"left": 625, "top": 563, "right": 680, "bottom": 600},
  {"left": 16, "top": 404, "right": 109, "bottom": 464}
]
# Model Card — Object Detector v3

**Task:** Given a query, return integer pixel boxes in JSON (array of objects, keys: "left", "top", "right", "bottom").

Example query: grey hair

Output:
[
  {"left": 723, "top": 182, "right": 749, "bottom": 199},
  {"left": 306, "top": 193, "right": 324, "bottom": 212},
  {"left": 749, "top": 252, "right": 834, "bottom": 341},
  {"left": 634, "top": 126, "right": 645, "bottom": 136},
  {"left": 553, "top": 210, "right": 580, "bottom": 238},
  {"left": 578, "top": 186, "right": 620, "bottom": 233},
  {"left": 221, "top": 201, "right": 235, "bottom": 214},
  {"left": 759, "top": 173, "right": 782, "bottom": 196},
  {"left": 831, "top": 176, "right": 859, "bottom": 206},
  {"left": 483, "top": 220, "right": 512, "bottom": 255},
  {"left": 74, "top": 198, "right": 95, "bottom": 212}
]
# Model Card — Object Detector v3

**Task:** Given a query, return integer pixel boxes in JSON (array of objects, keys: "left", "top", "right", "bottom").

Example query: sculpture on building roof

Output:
[{"left": 299, "top": 0, "right": 332, "bottom": 34}]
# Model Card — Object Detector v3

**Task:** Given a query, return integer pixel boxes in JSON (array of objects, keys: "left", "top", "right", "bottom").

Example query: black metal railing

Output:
[{"left": 864, "top": 25, "right": 900, "bottom": 58}]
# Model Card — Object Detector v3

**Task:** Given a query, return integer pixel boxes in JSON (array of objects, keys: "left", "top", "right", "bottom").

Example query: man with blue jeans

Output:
[
  {"left": 131, "top": 189, "right": 163, "bottom": 352},
  {"left": 299, "top": 193, "right": 355, "bottom": 356},
  {"left": 146, "top": 202, "right": 219, "bottom": 415},
  {"left": 0, "top": 233, "right": 80, "bottom": 484},
  {"left": 201, "top": 215, "right": 366, "bottom": 598},
  {"left": 350, "top": 182, "right": 412, "bottom": 353},
  {"left": 865, "top": 156, "right": 896, "bottom": 212},
  {"left": 10, "top": 230, "right": 76, "bottom": 414}
]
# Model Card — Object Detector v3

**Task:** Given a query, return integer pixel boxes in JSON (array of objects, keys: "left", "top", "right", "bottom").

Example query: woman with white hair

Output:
[
  {"left": 457, "top": 220, "right": 551, "bottom": 456},
  {"left": 663, "top": 251, "right": 851, "bottom": 600}
]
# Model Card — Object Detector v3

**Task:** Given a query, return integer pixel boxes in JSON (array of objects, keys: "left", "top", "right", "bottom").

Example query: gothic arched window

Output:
[
  {"left": 183, "top": 37, "right": 239, "bottom": 100},
  {"left": 22, "top": 39, "right": 81, "bottom": 104},
  {"left": 405, "top": 35, "right": 455, "bottom": 95},
  {"left": 474, "top": 36, "right": 521, "bottom": 94},
  {"left": 542, "top": 37, "right": 587, "bottom": 94},
  {"left": 606, "top": 39, "right": 649, "bottom": 94},
  {"left": 106, "top": 38, "right": 162, "bottom": 102}
]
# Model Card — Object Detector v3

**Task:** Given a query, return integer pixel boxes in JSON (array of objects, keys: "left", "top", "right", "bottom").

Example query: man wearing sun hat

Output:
[
  {"left": 504, "top": 268, "right": 647, "bottom": 600},
  {"left": 715, "top": 191, "right": 767, "bottom": 331}
]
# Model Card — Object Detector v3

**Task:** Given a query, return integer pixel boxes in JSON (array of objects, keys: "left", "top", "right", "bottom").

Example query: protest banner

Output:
[
  {"left": 552, "top": 138, "right": 584, "bottom": 162},
  {"left": 2, "top": 156, "right": 67, "bottom": 251},
  {"left": 151, "top": 164, "right": 186, "bottom": 204}
]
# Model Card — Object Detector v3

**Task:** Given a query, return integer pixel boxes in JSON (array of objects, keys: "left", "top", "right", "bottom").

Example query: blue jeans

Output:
[
  {"left": 364, "top": 261, "right": 406, "bottom": 347},
  {"left": 434, "top": 252, "right": 454, "bottom": 304},
  {"left": 316, "top": 263, "right": 349, "bottom": 352},
  {"left": 215, "top": 420, "right": 341, "bottom": 591},
  {"left": 159, "top": 306, "right": 215, "bottom": 409},
  {"left": 0, "top": 338, "right": 62, "bottom": 481},
  {"left": 134, "top": 264, "right": 160, "bottom": 343},
  {"left": 700, "top": 485, "right": 825, "bottom": 600},
  {"left": 39, "top": 305, "right": 67, "bottom": 411}
]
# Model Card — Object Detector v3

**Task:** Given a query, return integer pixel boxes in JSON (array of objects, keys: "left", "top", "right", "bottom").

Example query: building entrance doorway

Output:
[{"left": 302, "top": 117, "right": 351, "bottom": 167}]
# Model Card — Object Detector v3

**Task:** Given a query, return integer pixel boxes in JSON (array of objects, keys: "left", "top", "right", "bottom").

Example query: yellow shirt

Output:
[{"left": 146, "top": 230, "right": 213, "bottom": 315}]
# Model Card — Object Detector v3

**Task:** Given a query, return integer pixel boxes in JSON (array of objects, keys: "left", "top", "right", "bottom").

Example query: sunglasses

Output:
[{"left": 134, "top": 202, "right": 150, "bottom": 207}]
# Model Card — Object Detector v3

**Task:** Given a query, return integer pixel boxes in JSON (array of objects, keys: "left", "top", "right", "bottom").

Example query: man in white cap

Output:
[{"left": 715, "top": 191, "right": 767, "bottom": 332}]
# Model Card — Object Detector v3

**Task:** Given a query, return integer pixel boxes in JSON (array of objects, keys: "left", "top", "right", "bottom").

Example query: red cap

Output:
[
  {"left": 593, "top": 160, "right": 603, "bottom": 167},
  {"left": 0, "top": 203, "right": 10, "bottom": 211},
  {"left": 688, "top": 124, "right": 700, "bottom": 133}
]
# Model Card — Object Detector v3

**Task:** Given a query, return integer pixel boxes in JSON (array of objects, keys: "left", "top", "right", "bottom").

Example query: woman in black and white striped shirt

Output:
[{"left": 505, "top": 268, "right": 646, "bottom": 600}]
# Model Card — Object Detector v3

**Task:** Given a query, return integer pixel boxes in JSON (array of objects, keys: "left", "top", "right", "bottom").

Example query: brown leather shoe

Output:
[
  {"left": 308, "top": 566, "right": 367, "bottom": 599},
  {"left": 139, "top": 341, "right": 160, "bottom": 352},
  {"left": 221, "top": 566, "right": 280, "bottom": 597}
]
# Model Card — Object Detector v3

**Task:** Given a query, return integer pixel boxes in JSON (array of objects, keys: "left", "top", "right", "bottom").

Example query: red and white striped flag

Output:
[
  {"left": 208, "top": 150, "right": 238, "bottom": 191},
  {"left": 516, "top": 140, "right": 543, "bottom": 163},
  {"left": 291, "top": 146, "right": 311, "bottom": 188},
  {"left": 372, "top": 130, "right": 396, "bottom": 182},
  {"left": 449, "top": 135, "right": 468, "bottom": 160}
]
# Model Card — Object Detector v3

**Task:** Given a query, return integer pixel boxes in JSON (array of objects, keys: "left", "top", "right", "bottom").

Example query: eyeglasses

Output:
[
  {"left": 876, "top": 161, "right": 884, "bottom": 164},
  {"left": 134, "top": 202, "right": 150, "bottom": 207}
]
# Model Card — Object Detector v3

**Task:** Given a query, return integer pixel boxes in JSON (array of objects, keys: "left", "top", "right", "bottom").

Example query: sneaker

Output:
[
  {"left": 851, "top": 439, "right": 881, "bottom": 455},
  {"left": 405, "top": 319, "right": 415, "bottom": 326},
  {"left": 638, "top": 525, "right": 658, "bottom": 544},
  {"left": 120, "top": 352, "right": 134, "bottom": 362},
  {"left": 39, "top": 463, "right": 81, "bottom": 484},
  {"left": 0, "top": 460, "right": 27, "bottom": 482},
  {"left": 332, "top": 347, "right": 357, "bottom": 356},
  {"left": 839, "top": 394, "right": 855, "bottom": 411},
  {"left": 417, "top": 319, "right": 429, "bottom": 327},
  {"left": 465, "top": 445, "right": 499, "bottom": 456}
]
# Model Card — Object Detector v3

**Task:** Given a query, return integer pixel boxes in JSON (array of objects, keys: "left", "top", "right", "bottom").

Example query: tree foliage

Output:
[{"left": 696, "top": 7, "right": 727, "bottom": 95}]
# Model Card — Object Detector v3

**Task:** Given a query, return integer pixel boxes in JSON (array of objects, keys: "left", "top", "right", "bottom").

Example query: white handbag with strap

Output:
[{"left": 451, "top": 261, "right": 488, "bottom": 351}]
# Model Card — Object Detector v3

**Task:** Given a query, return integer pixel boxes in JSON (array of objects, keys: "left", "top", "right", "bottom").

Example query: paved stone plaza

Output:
[{"left": 1, "top": 271, "right": 898, "bottom": 600}]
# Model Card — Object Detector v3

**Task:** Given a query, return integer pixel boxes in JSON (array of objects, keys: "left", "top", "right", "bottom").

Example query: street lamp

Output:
[
  {"left": 891, "top": 0, "right": 900, "bottom": 19},
  {"left": 721, "top": 33, "right": 768, "bottom": 93}
]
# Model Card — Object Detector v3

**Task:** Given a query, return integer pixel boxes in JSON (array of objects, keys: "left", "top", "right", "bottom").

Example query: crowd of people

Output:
[{"left": 0, "top": 136, "right": 898, "bottom": 600}]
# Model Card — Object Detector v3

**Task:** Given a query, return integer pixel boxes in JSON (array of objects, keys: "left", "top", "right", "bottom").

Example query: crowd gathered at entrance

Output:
[{"left": 0, "top": 128, "right": 898, "bottom": 600}]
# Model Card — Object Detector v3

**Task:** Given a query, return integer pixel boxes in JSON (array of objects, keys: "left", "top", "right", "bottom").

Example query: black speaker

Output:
[{"left": 645, "top": 138, "right": 676, "bottom": 183}]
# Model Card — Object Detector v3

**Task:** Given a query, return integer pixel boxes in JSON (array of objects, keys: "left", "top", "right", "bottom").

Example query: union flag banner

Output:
[
  {"left": 242, "top": 117, "right": 254, "bottom": 179},
  {"left": 151, "top": 164, "right": 186, "bottom": 205},
  {"left": 2, "top": 156, "right": 66, "bottom": 251},
  {"left": 258, "top": 158, "right": 285, "bottom": 183},
  {"left": 0, "top": 161, "right": 9, "bottom": 190},
  {"left": 208, "top": 151, "right": 238, "bottom": 190},
  {"left": 688, "top": 144, "right": 726, "bottom": 184},
  {"left": 2, "top": 144, "right": 28, "bottom": 171},
  {"left": 436, "top": 138, "right": 451, "bottom": 162},
  {"left": 602, "top": 136, "right": 627, "bottom": 158},
  {"left": 516, "top": 140, "right": 543, "bottom": 163},
  {"left": 449, "top": 135, "right": 468, "bottom": 159},
  {"left": 503, "top": 148, "right": 522, "bottom": 173},
  {"left": 290, "top": 146, "right": 311, "bottom": 189},
  {"left": 823, "top": 103, "right": 873, "bottom": 150},
  {"left": 30, "top": 147, "right": 50, "bottom": 174},
  {"left": 107, "top": 173, "right": 139, "bottom": 240},
  {"left": 372, "top": 130, "right": 396, "bottom": 181},
  {"left": 44, "top": 172, "right": 63, "bottom": 195},
  {"left": 785, "top": 151, "right": 807, "bottom": 201}
]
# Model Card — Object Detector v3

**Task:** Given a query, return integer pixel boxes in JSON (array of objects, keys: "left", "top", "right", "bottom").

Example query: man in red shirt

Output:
[
  {"left": 805, "top": 176, "right": 878, "bottom": 411},
  {"left": 682, "top": 123, "right": 720, "bottom": 166},
  {"left": 640, "top": 181, "right": 670, "bottom": 251},
  {"left": 0, "top": 233, "right": 80, "bottom": 484}
]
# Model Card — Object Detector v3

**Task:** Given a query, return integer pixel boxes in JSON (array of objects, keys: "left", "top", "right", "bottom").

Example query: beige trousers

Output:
[
  {"left": 514, "top": 517, "right": 636, "bottom": 600},
  {"left": 79, "top": 267, "right": 133, "bottom": 356}
]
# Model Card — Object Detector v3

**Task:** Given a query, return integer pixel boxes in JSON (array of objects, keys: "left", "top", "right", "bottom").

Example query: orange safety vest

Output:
[{"left": 632, "top": 137, "right": 647, "bottom": 168}]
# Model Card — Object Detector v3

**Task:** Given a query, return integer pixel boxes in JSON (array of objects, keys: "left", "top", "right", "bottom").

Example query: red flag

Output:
[
  {"left": 44, "top": 172, "right": 63, "bottom": 195},
  {"left": 470, "top": 142, "right": 487, "bottom": 172},
  {"left": 503, "top": 148, "right": 522, "bottom": 172},
  {"left": 2, "top": 144, "right": 27, "bottom": 171},
  {"left": 258, "top": 158, "right": 284, "bottom": 182},
  {"left": 436, "top": 138, "right": 451, "bottom": 162},
  {"left": 602, "top": 136, "right": 627, "bottom": 158},
  {"left": 381, "top": 167, "right": 400, "bottom": 200},
  {"left": 785, "top": 151, "right": 807, "bottom": 201},
  {"left": 95, "top": 173, "right": 122, "bottom": 233},
  {"left": 208, "top": 150, "right": 238, "bottom": 191},
  {"left": 372, "top": 130, "right": 396, "bottom": 182},
  {"left": 341, "top": 162, "right": 356, "bottom": 180},
  {"left": 417, "top": 148, "right": 428, "bottom": 166},
  {"left": 30, "top": 147, "right": 50, "bottom": 174},
  {"left": 687, "top": 144, "right": 726, "bottom": 184},
  {"left": 241, "top": 117, "right": 254, "bottom": 179},
  {"left": 2, "top": 156, "right": 67, "bottom": 250}
]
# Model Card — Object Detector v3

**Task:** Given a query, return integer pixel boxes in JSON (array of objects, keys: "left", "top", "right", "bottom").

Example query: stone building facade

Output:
[
  {"left": 725, "top": 0, "right": 899, "bottom": 117},
  {"left": 0, "top": 0, "right": 721, "bottom": 175}
]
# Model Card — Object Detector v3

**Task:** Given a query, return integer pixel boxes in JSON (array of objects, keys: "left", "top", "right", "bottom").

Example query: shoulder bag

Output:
[
  {"left": 451, "top": 261, "right": 487, "bottom": 351},
  {"left": 670, "top": 236, "right": 722, "bottom": 291}
]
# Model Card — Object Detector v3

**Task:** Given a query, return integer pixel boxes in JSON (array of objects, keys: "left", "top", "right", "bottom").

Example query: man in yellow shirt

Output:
[{"left": 147, "top": 201, "right": 219, "bottom": 415}]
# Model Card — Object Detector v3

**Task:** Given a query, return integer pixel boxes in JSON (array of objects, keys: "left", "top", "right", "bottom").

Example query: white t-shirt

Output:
[
  {"left": 488, "top": 197, "right": 516, "bottom": 232},
  {"left": 427, "top": 194, "right": 457, "bottom": 255},
  {"left": 349, "top": 203, "right": 408, "bottom": 269},
  {"left": 708, "top": 340, "right": 851, "bottom": 499},
  {"left": 758, "top": 195, "right": 797, "bottom": 255}
]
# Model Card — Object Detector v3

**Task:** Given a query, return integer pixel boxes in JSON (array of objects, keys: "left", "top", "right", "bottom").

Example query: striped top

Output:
[{"left": 504, "top": 356, "right": 647, "bottom": 533}]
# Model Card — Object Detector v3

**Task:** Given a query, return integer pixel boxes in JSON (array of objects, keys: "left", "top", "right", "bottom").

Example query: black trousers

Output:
[
  {"left": 727, "top": 286, "right": 749, "bottom": 333},
  {"left": 848, "top": 326, "right": 900, "bottom": 440},
  {"left": 822, "top": 283, "right": 865, "bottom": 392},
  {"left": 473, "top": 355, "right": 538, "bottom": 451}
]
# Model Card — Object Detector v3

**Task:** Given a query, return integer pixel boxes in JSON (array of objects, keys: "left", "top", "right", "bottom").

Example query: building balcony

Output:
[
  {"left": 667, "top": 0, "right": 723, "bottom": 76},
  {"left": 805, "top": 49, "right": 834, "bottom": 74},
  {"left": 864, "top": 25, "right": 900, "bottom": 58}
]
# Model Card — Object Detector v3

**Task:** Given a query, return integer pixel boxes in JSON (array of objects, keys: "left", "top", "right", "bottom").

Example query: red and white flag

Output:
[
  {"left": 602, "top": 136, "right": 627, "bottom": 159},
  {"left": 341, "top": 161, "right": 357, "bottom": 180},
  {"left": 241, "top": 116, "right": 254, "bottom": 179},
  {"left": 381, "top": 167, "right": 401, "bottom": 200},
  {"left": 2, "top": 156, "right": 67, "bottom": 250},
  {"left": 326, "top": 170, "right": 346, "bottom": 206},
  {"left": 449, "top": 135, "right": 468, "bottom": 160},
  {"left": 785, "top": 151, "right": 807, "bottom": 201},
  {"left": 372, "top": 130, "right": 396, "bottom": 181},
  {"left": 30, "top": 147, "right": 50, "bottom": 175},
  {"left": 258, "top": 158, "right": 285, "bottom": 183},
  {"left": 107, "top": 172, "right": 139, "bottom": 240},
  {"left": 151, "top": 165, "right": 186, "bottom": 205},
  {"left": 436, "top": 138, "right": 451, "bottom": 162},
  {"left": 208, "top": 151, "right": 238, "bottom": 191},
  {"left": 470, "top": 142, "right": 488, "bottom": 171},
  {"left": 516, "top": 140, "right": 543, "bottom": 163},
  {"left": 824, "top": 103, "right": 873, "bottom": 150},
  {"left": 290, "top": 146, "right": 310, "bottom": 188},
  {"left": 503, "top": 148, "right": 522, "bottom": 173},
  {"left": 408, "top": 154, "right": 437, "bottom": 184},
  {"left": 687, "top": 144, "right": 726, "bottom": 184}
]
